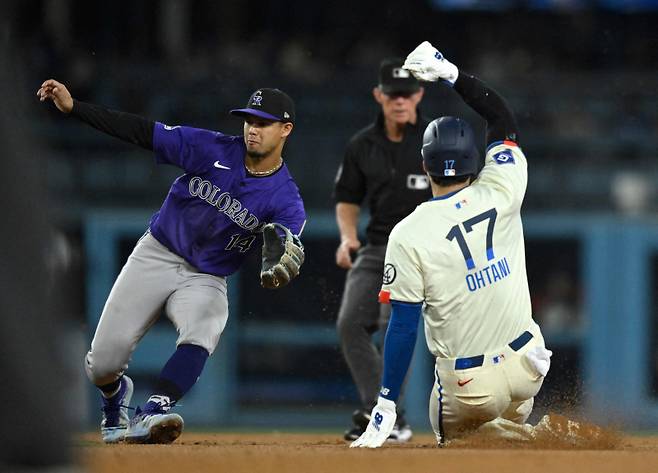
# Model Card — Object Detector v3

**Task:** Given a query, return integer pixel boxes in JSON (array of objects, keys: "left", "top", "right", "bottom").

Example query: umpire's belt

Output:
[{"left": 454, "top": 331, "right": 533, "bottom": 370}]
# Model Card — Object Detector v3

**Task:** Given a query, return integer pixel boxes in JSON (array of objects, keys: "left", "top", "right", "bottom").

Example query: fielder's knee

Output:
[
  {"left": 84, "top": 348, "right": 127, "bottom": 386},
  {"left": 176, "top": 319, "right": 223, "bottom": 355}
]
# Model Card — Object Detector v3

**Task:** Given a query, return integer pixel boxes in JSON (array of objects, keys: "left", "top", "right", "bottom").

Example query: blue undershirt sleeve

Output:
[{"left": 380, "top": 300, "right": 422, "bottom": 402}]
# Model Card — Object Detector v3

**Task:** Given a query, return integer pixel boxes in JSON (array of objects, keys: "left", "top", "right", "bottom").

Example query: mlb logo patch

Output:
[
  {"left": 407, "top": 174, "right": 430, "bottom": 190},
  {"left": 392, "top": 67, "right": 410, "bottom": 78},
  {"left": 444, "top": 169, "right": 456, "bottom": 176},
  {"left": 493, "top": 149, "right": 515, "bottom": 165}
]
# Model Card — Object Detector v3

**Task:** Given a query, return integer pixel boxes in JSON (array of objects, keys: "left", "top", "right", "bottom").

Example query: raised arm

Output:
[
  {"left": 403, "top": 42, "right": 520, "bottom": 145},
  {"left": 37, "top": 79, "right": 154, "bottom": 150}
]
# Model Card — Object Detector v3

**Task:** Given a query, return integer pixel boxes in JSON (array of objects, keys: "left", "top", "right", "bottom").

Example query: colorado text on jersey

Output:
[{"left": 188, "top": 176, "right": 260, "bottom": 231}]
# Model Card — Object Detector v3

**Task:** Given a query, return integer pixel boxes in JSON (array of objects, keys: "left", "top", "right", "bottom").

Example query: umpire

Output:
[{"left": 334, "top": 58, "right": 431, "bottom": 442}]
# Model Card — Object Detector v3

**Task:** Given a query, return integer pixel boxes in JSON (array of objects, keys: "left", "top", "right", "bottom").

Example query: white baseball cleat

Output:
[
  {"left": 532, "top": 414, "right": 596, "bottom": 445},
  {"left": 100, "top": 375, "right": 134, "bottom": 443},
  {"left": 476, "top": 417, "right": 534, "bottom": 441},
  {"left": 124, "top": 407, "right": 184, "bottom": 444}
]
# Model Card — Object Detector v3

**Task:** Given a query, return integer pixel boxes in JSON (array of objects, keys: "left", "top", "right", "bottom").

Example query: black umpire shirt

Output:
[{"left": 334, "top": 111, "right": 432, "bottom": 246}]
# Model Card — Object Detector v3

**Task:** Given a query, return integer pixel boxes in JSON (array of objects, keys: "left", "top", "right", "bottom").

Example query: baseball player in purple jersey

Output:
[{"left": 37, "top": 80, "right": 306, "bottom": 444}]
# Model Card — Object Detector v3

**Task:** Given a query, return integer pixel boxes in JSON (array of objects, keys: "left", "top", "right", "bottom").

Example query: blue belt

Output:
[{"left": 454, "top": 331, "right": 533, "bottom": 370}]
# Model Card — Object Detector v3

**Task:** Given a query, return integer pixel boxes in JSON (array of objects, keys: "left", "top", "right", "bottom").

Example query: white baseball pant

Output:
[{"left": 429, "top": 324, "right": 550, "bottom": 443}]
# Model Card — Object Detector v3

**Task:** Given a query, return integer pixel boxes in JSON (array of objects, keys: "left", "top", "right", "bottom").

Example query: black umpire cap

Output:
[
  {"left": 230, "top": 88, "right": 295, "bottom": 124},
  {"left": 378, "top": 57, "right": 421, "bottom": 95}
]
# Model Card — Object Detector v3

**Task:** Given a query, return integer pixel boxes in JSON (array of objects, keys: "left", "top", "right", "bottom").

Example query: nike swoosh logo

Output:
[
  {"left": 214, "top": 161, "right": 231, "bottom": 170},
  {"left": 457, "top": 378, "right": 474, "bottom": 387}
]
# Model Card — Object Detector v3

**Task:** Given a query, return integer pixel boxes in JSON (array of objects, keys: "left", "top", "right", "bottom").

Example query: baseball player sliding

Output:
[
  {"left": 351, "top": 41, "right": 553, "bottom": 447},
  {"left": 37, "top": 81, "right": 306, "bottom": 444}
]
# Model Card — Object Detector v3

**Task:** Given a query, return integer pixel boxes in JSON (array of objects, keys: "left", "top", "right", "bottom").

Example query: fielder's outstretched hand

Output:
[
  {"left": 36, "top": 79, "right": 74, "bottom": 113},
  {"left": 350, "top": 397, "right": 397, "bottom": 448},
  {"left": 403, "top": 41, "right": 459, "bottom": 85},
  {"left": 260, "top": 223, "right": 304, "bottom": 289}
]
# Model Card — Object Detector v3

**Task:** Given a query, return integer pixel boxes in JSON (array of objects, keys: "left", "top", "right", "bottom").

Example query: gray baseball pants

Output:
[
  {"left": 85, "top": 232, "right": 228, "bottom": 386},
  {"left": 336, "top": 244, "right": 392, "bottom": 409}
]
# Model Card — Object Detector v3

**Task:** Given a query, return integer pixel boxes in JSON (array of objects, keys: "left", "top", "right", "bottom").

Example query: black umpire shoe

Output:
[
  {"left": 343, "top": 408, "right": 371, "bottom": 441},
  {"left": 343, "top": 409, "right": 413, "bottom": 443}
]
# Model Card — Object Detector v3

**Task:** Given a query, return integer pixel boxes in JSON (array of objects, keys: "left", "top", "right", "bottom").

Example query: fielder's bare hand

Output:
[
  {"left": 336, "top": 237, "right": 361, "bottom": 269},
  {"left": 37, "top": 79, "right": 73, "bottom": 113}
]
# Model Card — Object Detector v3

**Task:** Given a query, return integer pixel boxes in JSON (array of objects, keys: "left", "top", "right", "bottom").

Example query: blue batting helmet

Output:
[{"left": 421, "top": 117, "right": 479, "bottom": 178}]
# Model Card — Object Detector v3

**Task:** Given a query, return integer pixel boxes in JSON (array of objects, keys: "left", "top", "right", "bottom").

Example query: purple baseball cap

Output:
[{"left": 230, "top": 88, "right": 295, "bottom": 124}]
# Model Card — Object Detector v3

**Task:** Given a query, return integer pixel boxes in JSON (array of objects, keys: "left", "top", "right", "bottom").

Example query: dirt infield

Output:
[{"left": 79, "top": 430, "right": 658, "bottom": 473}]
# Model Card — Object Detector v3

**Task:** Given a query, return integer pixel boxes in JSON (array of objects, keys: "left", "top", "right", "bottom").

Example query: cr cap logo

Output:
[
  {"left": 392, "top": 67, "right": 411, "bottom": 79},
  {"left": 382, "top": 264, "right": 396, "bottom": 285},
  {"left": 283, "top": 111, "right": 290, "bottom": 119},
  {"left": 251, "top": 90, "right": 263, "bottom": 107}
]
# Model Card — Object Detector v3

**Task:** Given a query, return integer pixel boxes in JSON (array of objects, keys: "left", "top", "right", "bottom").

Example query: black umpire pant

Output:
[{"left": 336, "top": 244, "right": 392, "bottom": 410}]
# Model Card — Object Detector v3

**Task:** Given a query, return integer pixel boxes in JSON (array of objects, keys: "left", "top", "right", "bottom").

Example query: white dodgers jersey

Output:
[{"left": 379, "top": 141, "right": 535, "bottom": 359}]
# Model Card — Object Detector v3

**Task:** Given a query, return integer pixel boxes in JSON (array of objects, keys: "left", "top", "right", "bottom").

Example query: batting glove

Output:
[
  {"left": 260, "top": 223, "right": 304, "bottom": 289},
  {"left": 403, "top": 41, "right": 459, "bottom": 85},
  {"left": 349, "top": 397, "right": 397, "bottom": 448}
]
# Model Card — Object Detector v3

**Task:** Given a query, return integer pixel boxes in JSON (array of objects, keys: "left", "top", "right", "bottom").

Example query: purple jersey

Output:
[{"left": 148, "top": 122, "right": 306, "bottom": 277}]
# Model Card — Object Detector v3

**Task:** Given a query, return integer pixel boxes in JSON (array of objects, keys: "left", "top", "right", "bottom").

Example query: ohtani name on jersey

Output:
[
  {"left": 188, "top": 176, "right": 259, "bottom": 230},
  {"left": 465, "top": 257, "right": 511, "bottom": 292}
]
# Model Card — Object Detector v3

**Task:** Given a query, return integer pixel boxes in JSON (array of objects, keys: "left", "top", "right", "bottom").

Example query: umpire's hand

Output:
[
  {"left": 37, "top": 79, "right": 73, "bottom": 113},
  {"left": 336, "top": 237, "right": 361, "bottom": 270}
]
